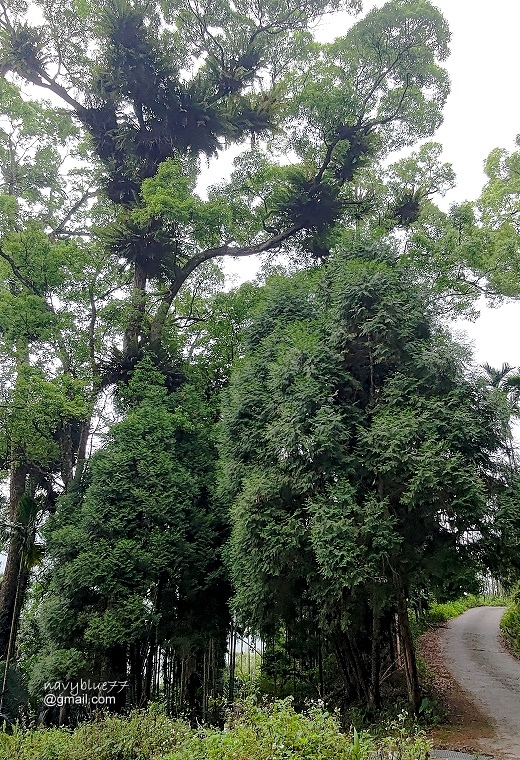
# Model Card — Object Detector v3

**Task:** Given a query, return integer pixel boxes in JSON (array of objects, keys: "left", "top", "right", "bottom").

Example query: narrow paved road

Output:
[{"left": 440, "top": 606, "right": 520, "bottom": 759}]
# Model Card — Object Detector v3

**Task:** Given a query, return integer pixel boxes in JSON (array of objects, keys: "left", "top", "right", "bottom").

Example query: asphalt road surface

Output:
[{"left": 441, "top": 606, "right": 520, "bottom": 759}]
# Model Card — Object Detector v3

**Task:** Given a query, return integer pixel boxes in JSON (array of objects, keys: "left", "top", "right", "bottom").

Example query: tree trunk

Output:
[
  {"left": 393, "top": 572, "right": 420, "bottom": 713},
  {"left": 346, "top": 632, "right": 370, "bottom": 704},
  {"left": 317, "top": 628, "right": 324, "bottom": 699},
  {"left": 70, "top": 418, "right": 92, "bottom": 492},
  {"left": 0, "top": 460, "right": 29, "bottom": 661},
  {"left": 331, "top": 634, "right": 354, "bottom": 700},
  {"left": 123, "top": 262, "right": 147, "bottom": 354},
  {"left": 143, "top": 575, "right": 165, "bottom": 703},
  {"left": 149, "top": 285, "right": 175, "bottom": 348},
  {"left": 129, "top": 643, "right": 142, "bottom": 706},
  {"left": 228, "top": 620, "right": 236, "bottom": 702},
  {"left": 143, "top": 643, "right": 155, "bottom": 705},
  {"left": 59, "top": 423, "right": 75, "bottom": 489},
  {"left": 107, "top": 644, "right": 128, "bottom": 711},
  {"left": 369, "top": 600, "right": 381, "bottom": 711}
]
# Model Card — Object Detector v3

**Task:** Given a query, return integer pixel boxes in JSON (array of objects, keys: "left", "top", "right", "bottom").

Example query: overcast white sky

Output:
[
  {"left": 424, "top": 0, "right": 520, "bottom": 369},
  {"left": 214, "top": 0, "right": 520, "bottom": 371}
]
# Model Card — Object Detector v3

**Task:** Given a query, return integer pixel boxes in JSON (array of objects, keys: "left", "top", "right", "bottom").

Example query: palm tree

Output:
[{"left": 481, "top": 362, "right": 520, "bottom": 467}]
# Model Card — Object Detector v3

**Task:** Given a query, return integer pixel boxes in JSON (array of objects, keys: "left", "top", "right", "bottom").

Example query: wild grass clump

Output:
[
  {"left": 0, "top": 705, "right": 191, "bottom": 760},
  {"left": 0, "top": 698, "right": 431, "bottom": 760}
]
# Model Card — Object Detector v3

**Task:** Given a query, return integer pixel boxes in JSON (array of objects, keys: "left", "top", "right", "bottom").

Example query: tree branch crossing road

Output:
[{"left": 441, "top": 607, "right": 520, "bottom": 759}]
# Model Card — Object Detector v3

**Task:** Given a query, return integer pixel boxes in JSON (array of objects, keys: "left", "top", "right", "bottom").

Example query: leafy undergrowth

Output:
[
  {"left": 0, "top": 698, "right": 431, "bottom": 760},
  {"left": 500, "top": 588, "right": 520, "bottom": 659}
]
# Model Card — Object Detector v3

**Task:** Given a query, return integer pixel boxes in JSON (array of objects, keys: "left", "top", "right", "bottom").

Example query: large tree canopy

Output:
[
  {"left": 31, "top": 356, "right": 229, "bottom": 711},
  {"left": 221, "top": 245, "right": 515, "bottom": 710},
  {"left": 0, "top": 0, "right": 451, "bottom": 366}
]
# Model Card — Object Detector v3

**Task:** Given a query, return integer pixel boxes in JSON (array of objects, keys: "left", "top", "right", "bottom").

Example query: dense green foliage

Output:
[
  {"left": 500, "top": 587, "right": 520, "bottom": 659},
  {"left": 221, "top": 246, "right": 516, "bottom": 710},
  {"left": 19, "top": 357, "right": 230, "bottom": 714},
  {"left": 0, "top": 0, "right": 454, "bottom": 368}
]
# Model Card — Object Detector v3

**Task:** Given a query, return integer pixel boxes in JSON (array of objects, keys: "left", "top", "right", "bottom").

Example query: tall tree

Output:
[
  {"left": 400, "top": 134, "right": 520, "bottom": 307},
  {"left": 476, "top": 135, "right": 520, "bottom": 296},
  {"left": 221, "top": 244, "right": 513, "bottom": 711},
  {"left": 29, "top": 356, "right": 229, "bottom": 712},
  {"left": 0, "top": 87, "right": 120, "bottom": 673},
  {"left": 0, "top": 223, "right": 91, "bottom": 670},
  {"left": 0, "top": 0, "right": 450, "bottom": 371}
]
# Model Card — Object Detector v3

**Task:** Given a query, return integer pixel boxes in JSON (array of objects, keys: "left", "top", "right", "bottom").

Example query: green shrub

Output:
[
  {"left": 0, "top": 698, "right": 431, "bottom": 760},
  {"left": 172, "top": 698, "right": 360, "bottom": 760},
  {"left": 379, "top": 710, "right": 430, "bottom": 755},
  {"left": 425, "top": 599, "right": 470, "bottom": 625},
  {"left": 501, "top": 601, "right": 520, "bottom": 659}
]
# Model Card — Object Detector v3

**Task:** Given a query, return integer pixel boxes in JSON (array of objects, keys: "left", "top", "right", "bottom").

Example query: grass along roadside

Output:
[
  {"left": 0, "top": 698, "right": 431, "bottom": 760},
  {"left": 500, "top": 585, "right": 520, "bottom": 659},
  {"left": 417, "top": 594, "right": 509, "bottom": 631}
]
